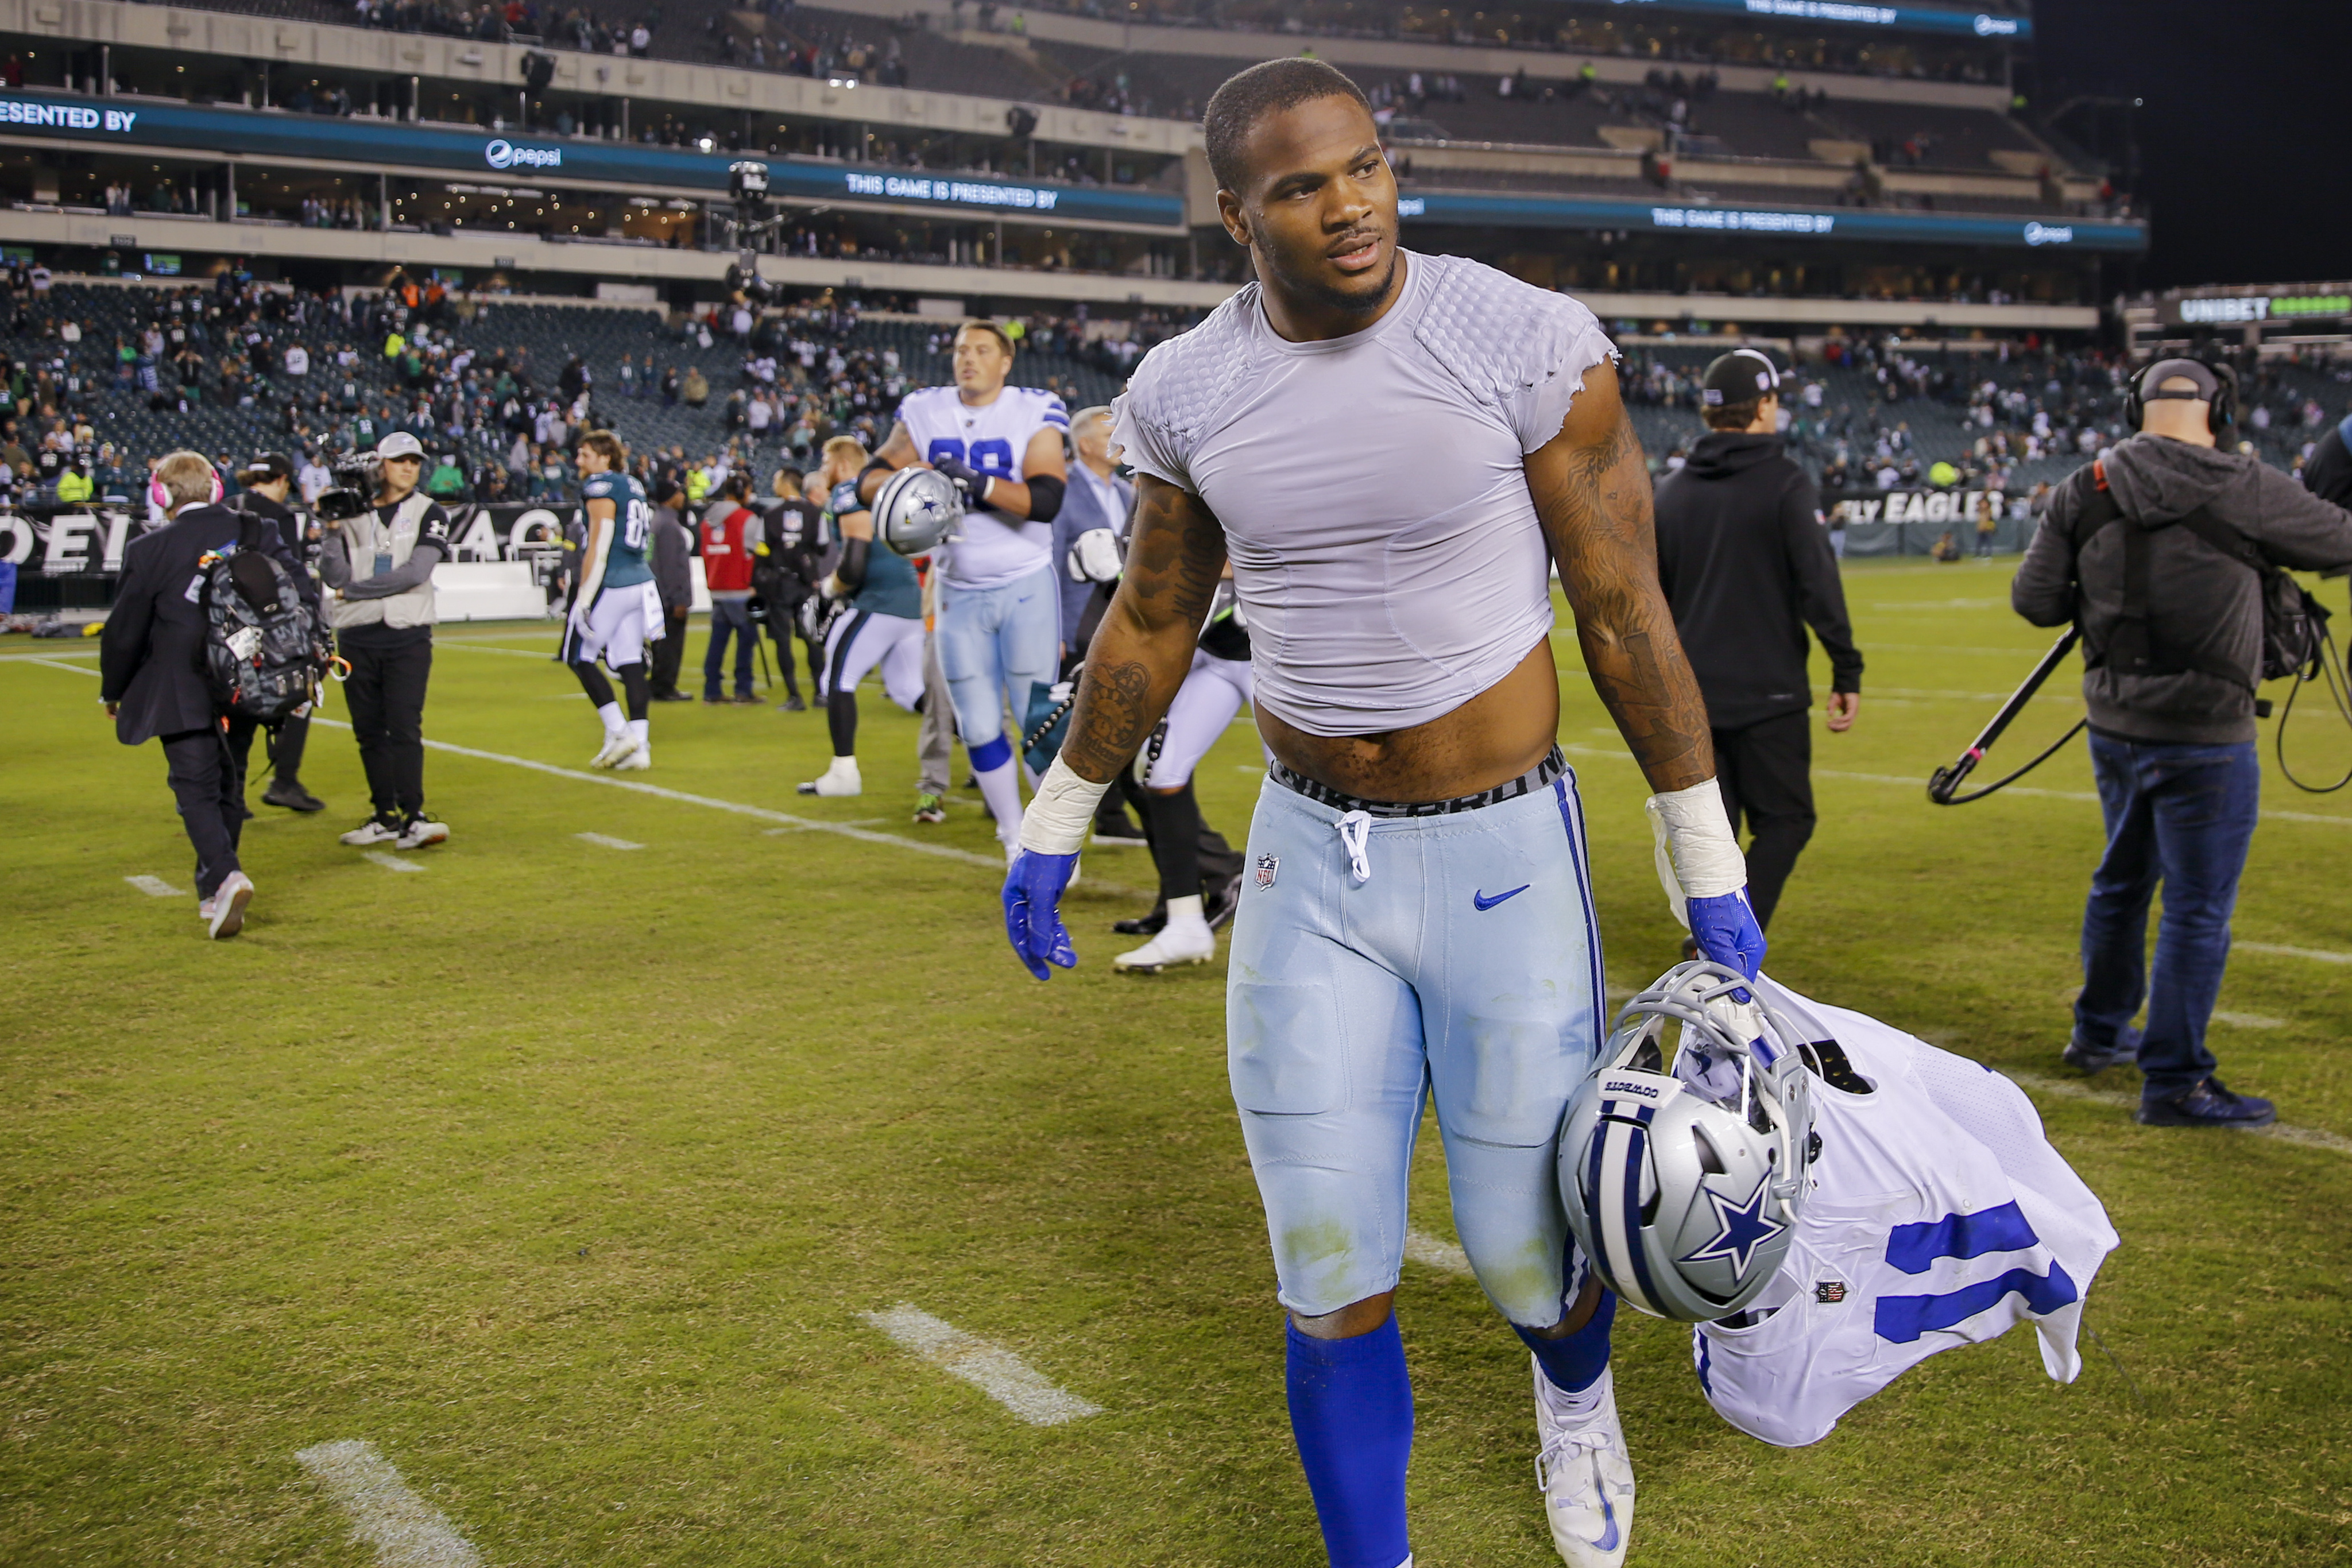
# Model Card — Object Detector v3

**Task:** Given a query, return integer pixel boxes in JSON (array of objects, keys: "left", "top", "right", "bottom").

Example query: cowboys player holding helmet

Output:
[
  {"left": 861, "top": 321, "right": 1069, "bottom": 860},
  {"left": 1003, "top": 59, "right": 1765, "bottom": 1568}
]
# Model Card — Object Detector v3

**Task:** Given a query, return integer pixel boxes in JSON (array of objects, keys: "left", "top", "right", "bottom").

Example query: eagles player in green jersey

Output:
[{"left": 563, "top": 432, "right": 662, "bottom": 771}]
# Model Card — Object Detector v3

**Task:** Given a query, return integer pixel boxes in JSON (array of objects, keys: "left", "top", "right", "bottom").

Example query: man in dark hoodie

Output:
[
  {"left": 1655, "top": 349, "right": 1863, "bottom": 935},
  {"left": 2014, "top": 358, "right": 2352, "bottom": 1128}
]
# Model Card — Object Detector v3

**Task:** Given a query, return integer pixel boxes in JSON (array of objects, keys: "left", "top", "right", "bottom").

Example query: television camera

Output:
[{"left": 722, "top": 160, "right": 788, "bottom": 307}]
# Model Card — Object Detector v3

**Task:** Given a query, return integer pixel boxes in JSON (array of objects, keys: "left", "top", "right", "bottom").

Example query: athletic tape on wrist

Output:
[
  {"left": 1645, "top": 778, "right": 1747, "bottom": 926},
  {"left": 1020, "top": 756, "right": 1110, "bottom": 855}
]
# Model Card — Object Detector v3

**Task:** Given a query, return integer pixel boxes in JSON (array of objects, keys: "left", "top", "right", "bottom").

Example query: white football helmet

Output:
[
  {"left": 1558, "top": 961, "right": 1817, "bottom": 1322},
  {"left": 875, "top": 466, "right": 964, "bottom": 557}
]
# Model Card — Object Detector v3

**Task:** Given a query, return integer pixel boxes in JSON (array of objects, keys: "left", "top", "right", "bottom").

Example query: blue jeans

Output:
[
  {"left": 703, "top": 598, "right": 757, "bottom": 698},
  {"left": 2075, "top": 733, "right": 2260, "bottom": 1101}
]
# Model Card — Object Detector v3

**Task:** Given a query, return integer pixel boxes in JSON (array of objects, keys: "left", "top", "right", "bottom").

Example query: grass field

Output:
[{"left": 6, "top": 556, "right": 2352, "bottom": 1567}]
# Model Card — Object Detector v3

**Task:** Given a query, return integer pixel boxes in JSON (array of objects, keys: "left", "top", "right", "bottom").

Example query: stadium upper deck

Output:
[{"left": 0, "top": 0, "right": 2134, "bottom": 328}]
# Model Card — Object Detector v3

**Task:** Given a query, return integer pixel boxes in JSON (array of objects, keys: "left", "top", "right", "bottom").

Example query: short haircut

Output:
[
  {"left": 1205, "top": 58, "right": 1372, "bottom": 195},
  {"left": 1071, "top": 405, "right": 1114, "bottom": 432},
  {"left": 1701, "top": 398, "right": 1765, "bottom": 432},
  {"left": 578, "top": 430, "right": 626, "bottom": 470},
  {"left": 772, "top": 466, "right": 803, "bottom": 494},
  {"left": 956, "top": 320, "right": 1013, "bottom": 357},
  {"left": 156, "top": 450, "right": 215, "bottom": 511},
  {"left": 823, "top": 435, "right": 868, "bottom": 468}
]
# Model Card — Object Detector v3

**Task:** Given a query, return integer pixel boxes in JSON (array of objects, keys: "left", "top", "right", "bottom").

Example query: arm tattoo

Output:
[
  {"left": 1061, "top": 660, "right": 1153, "bottom": 781},
  {"left": 1531, "top": 398, "right": 1715, "bottom": 793},
  {"left": 1056, "top": 477, "right": 1229, "bottom": 784}
]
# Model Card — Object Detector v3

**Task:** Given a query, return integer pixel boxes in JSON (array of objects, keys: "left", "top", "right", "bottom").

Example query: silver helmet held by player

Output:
[
  {"left": 1558, "top": 961, "right": 1817, "bottom": 1321},
  {"left": 874, "top": 466, "right": 964, "bottom": 557}
]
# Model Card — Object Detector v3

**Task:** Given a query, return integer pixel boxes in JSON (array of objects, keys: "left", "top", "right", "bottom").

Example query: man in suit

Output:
[{"left": 99, "top": 450, "right": 306, "bottom": 939}]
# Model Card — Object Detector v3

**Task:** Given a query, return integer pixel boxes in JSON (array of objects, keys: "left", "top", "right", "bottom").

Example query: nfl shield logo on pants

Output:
[{"left": 1255, "top": 853, "right": 1279, "bottom": 891}]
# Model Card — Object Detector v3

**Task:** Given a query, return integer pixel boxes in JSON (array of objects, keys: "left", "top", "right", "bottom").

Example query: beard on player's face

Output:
[{"left": 1267, "top": 239, "right": 1399, "bottom": 318}]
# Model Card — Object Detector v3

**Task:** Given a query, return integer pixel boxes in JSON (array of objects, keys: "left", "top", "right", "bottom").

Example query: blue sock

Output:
[
  {"left": 1285, "top": 1315, "right": 1413, "bottom": 1568},
  {"left": 1515, "top": 1290, "right": 1618, "bottom": 1393}
]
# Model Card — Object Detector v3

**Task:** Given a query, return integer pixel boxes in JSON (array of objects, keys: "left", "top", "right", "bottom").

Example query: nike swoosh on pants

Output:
[{"left": 1473, "top": 884, "right": 1531, "bottom": 911}]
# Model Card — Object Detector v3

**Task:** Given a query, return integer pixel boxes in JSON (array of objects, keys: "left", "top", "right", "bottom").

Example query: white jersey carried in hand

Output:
[
  {"left": 1690, "top": 978, "right": 2119, "bottom": 1449},
  {"left": 896, "top": 383, "right": 1069, "bottom": 590},
  {"left": 1112, "top": 250, "right": 1618, "bottom": 737}
]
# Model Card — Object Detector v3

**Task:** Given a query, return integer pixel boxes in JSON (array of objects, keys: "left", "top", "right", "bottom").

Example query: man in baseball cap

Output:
[
  {"left": 376, "top": 430, "right": 425, "bottom": 461},
  {"left": 1650, "top": 347, "right": 1863, "bottom": 944}
]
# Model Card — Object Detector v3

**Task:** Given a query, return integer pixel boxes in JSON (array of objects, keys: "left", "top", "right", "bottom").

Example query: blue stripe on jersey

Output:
[
  {"left": 1883, "top": 1201, "right": 2041, "bottom": 1276},
  {"left": 1041, "top": 409, "right": 1070, "bottom": 427},
  {"left": 1873, "top": 1263, "right": 2078, "bottom": 1344},
  {"left": 1693, "top": 1326, "right": 1712, "bottom": 1396}
]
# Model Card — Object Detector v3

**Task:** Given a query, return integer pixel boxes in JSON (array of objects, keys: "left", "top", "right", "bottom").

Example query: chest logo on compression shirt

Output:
[{"left": 1472, "top": 884, "right": 1530, "bottom": 911}]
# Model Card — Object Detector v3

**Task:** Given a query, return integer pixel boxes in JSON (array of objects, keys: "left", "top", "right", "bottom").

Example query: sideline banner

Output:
[
  {"left": 0, "top": 501, "right": 570, "bottom": 577},
  {"left": 1826, "top": 487, "right": 2032, "bottom": 556}
]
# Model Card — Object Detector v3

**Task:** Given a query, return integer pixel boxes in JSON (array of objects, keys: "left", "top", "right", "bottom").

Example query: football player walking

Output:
[
  {"left": 861, "top": 322, "right": 1070, "bottom": 860},
  {"left": 1002, "top": 60, "right": 1765, "bottom": 1568}
]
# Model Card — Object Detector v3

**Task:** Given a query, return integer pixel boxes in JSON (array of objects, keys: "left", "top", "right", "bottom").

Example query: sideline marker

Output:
[
  {"left": 294, "top": 1439, "right": 483, "bottom": 1568},
  {"left": 860, "top": 1304, "right": 1102, "bottom": 1427}
]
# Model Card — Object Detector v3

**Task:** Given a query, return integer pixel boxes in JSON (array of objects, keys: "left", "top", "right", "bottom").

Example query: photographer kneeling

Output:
[
  {"left": 319, "top": 431, "right": 453, "bottom": 849},
  {"left": 2014, "top": 359, "right": 2352, "bottom": 1126}
]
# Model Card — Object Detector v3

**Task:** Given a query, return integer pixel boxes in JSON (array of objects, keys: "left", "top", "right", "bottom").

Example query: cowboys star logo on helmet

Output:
[
  {"left": 874, "top": 466, "right": 964, "bottom": 558},
  {"left": 1557, "top": 961, "right": 1816, "bottom": 1321}
]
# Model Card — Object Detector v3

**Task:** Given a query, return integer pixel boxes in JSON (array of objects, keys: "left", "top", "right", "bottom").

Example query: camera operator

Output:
[
  {"left": 233, "top": 452, "right": 326, "bottom": 813},
  {"left": 318, "top": 431, "right": 453, "bottom": 850},
  {"left": 2303, "top": 406, "right": 2351, "bottom": 508},
  {"left": 99, "top": 450, "right": 307, "bottom": 939},
  {"left": 2014, "top": 358, "right": 2352, "bottom": 1127},
  {"left": 1654, "top": 350, "right": 1863, "bottom": 938}
]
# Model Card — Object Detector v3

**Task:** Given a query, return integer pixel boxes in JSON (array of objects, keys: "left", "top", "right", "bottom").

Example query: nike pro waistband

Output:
[{"left": 1268, "top": 746, "right": 1568, "bottom": 819}]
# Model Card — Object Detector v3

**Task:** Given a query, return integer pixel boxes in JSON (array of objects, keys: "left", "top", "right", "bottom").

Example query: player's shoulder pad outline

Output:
[
  {"left": 1411, "top": 252, "right": 1616, "bottom": 411},
  {"left": 1121, "top": 285, "right": 1262, "bottom": 446}
]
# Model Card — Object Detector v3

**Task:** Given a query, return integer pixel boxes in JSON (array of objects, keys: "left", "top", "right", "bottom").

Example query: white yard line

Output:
[
  {"left": 2236, "top": 941, "right": 2352, "bottom": 965},
  {"left": 362, "top": 851, "right": 427, "bottom": 873},
  {"left": 293, "top": 1440, "right": 484, "bottom": 1568},
  {"left": 308, "top": 718, "right": 1008, "bottom": 870},
  {"left": 2008, "top": 1071, "right": 2352, "bottom": 1157},
  {"left": 124, "top": 874, "right": 185, "bottom": 897},
  {"left": 14, "top": 655, "right": 103, "bottom": 675},
  {"left": 1560, "top": 745, "right": 2352, "bottom": 824},
  {"left": 575, "top": 832, "right": 644, "bottom": 850},
  {"left": 2212, "top": 1011, "right": 2287, "bottom": 1029},
  {"left": 858, "top": 1304, "right": 1102, "bottom": 1427},
  {"left": 1402, "top": 1228, "right": 1474, "bottom": 1277}
]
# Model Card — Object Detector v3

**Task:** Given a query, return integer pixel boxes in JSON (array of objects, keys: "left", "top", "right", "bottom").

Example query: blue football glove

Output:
[
  {"left": 1003, "top": 850, "right": 1079, "bottom": 981},
  {"left": 931, "top": 455, "right": 989, "bottom": 508},
  {"left": 1687, "top": 888, "right": 1766, "bottom": 988}
]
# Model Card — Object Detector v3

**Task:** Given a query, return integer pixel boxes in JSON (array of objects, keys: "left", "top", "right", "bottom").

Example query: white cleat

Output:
[
  {"left": 798, "top": 758, "right": 862, "bottom": 797},
  {"left": 597, "top": 730, "right": 646, "bottom": 771},
  {"left": 1112, "top": 919, "right": 1215, "bottom": 974},
  {"left": 1533, "top": 1359, "right": 1635, "bottom": 1568},
  {"left": 207, "top": 871, "right": 253, "bottom": 939},
  {"left": 610, "top": 744, "right": 651, "bottom": 771}
]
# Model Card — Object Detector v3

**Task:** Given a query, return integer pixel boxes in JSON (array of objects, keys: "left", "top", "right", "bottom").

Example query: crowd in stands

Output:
[
  {"left": 0, "top": 261, "right": 1193, "bottom": 522},
  {"left": 1622, "top": 338, "right": 2352, "bottom": 501}
]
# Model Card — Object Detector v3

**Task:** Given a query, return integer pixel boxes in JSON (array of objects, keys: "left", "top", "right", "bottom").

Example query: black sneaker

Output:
[
  {"left": 777, "top": 695, "right": 807, "bottom": 712},
  {"left": 2137, "top": 1077, "right": 2277, "bottom": 1128},
  {"left": 2063, "top": 1024, "right": 2141, "bottom": 1073},
  {"left": 262, "top": 776, "right": 326, "bottom": 812},
  {"left": 1204, "top": 870, "right": 1245, "bottom": 932},
  {"left": 1113, "top": 900, "right": 1168, "bottom": 936},
  {"left": 652, "top": 690, "right": 693, "bottom": 703},
  {"left": 1091, "top": 816, "right": 1147, "bottom": 845}
]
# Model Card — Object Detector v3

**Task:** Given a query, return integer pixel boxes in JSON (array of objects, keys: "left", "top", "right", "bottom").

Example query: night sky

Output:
[{"left": 2030, "top": 0, "right": 2352, "bottom": 290}]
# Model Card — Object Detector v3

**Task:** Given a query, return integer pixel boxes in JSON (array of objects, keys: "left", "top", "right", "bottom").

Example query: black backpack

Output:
[
  {"left": 199, "top": 517, "right": 323, "bottom": 723},
  {"left": 2072, "top": 459, "right": 2328, "bottom": 689}
]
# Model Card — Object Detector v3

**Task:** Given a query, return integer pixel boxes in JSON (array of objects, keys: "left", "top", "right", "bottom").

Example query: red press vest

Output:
[{"left": 701, "top": 506, "right": 756, "bottom": 593}]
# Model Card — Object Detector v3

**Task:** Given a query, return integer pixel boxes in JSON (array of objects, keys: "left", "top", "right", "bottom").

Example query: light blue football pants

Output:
[
  {"left": 1227, "top": 771, "right": 1608, "bottom": 1325},
  {"left": 934, "top": 564, "right": 1059, "bottom": 750}
]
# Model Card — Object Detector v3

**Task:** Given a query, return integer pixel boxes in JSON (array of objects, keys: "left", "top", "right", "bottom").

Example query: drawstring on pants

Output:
[{"left": 1337, "top": 809, "right": 1373, "bottom": 884}]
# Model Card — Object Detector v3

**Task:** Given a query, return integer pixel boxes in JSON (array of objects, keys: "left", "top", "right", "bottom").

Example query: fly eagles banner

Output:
[{"left": 1824, "top": 489, "right": 2033, "bottom": 556}]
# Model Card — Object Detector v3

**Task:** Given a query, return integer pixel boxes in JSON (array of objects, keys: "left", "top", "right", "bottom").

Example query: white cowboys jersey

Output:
[
  {"left": 1690, "top": 978, "right": 2119, "bottom": 1449},
  {"left": 896, "top": 383, "right": 1069, "bottom": 590}
]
